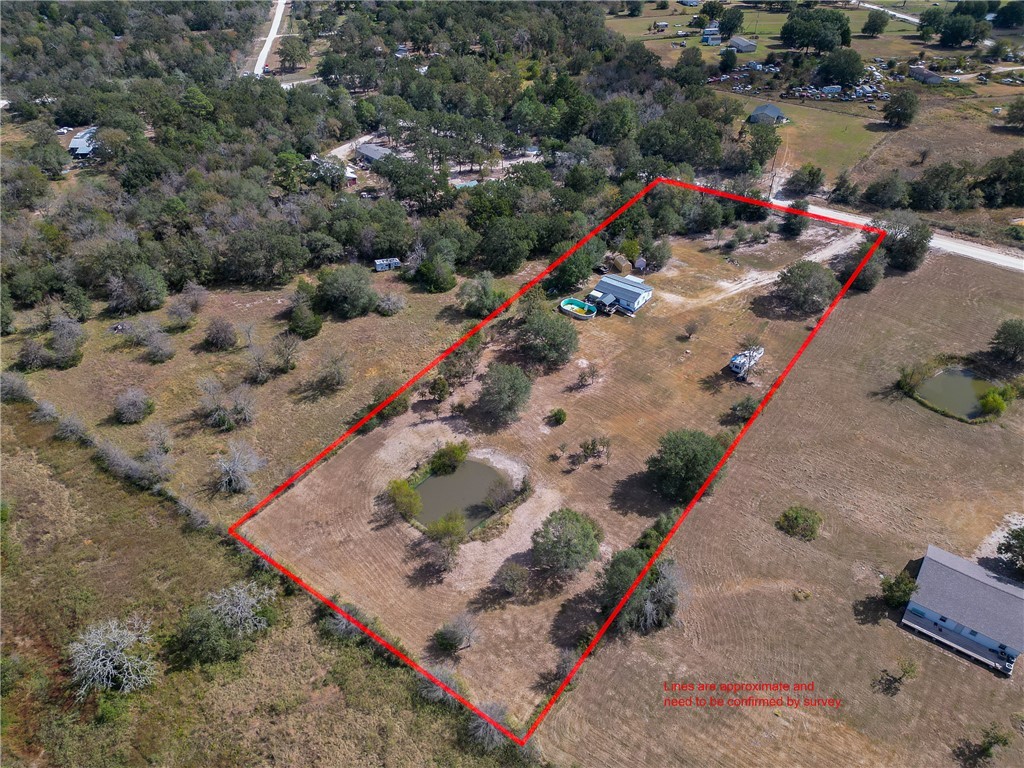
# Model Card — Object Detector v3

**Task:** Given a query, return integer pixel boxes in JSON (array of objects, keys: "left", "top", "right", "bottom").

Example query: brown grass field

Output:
[
  {"left": 238, "top": 219, "right": 868, "bottom": 724},
  {"left": 538, "top": 251, "right": 1024, "bottom": 767}
]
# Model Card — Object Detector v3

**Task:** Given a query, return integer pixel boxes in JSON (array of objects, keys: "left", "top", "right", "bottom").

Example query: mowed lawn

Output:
[{"left": 728, "top": 93, "right": 883, "bottom": 179}]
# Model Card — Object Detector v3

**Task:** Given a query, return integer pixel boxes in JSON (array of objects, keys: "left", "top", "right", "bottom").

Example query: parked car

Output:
[
  {"left": 946, "top": 76, "right": 960, "bottom": 83},
  {"left": 594, "top": 264, "right": 609, "bottom": 275}
]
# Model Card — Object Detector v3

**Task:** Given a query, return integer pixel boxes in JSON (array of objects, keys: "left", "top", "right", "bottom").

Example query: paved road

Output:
[
  {"left": 773, "top": 200, "right": 1024, "bottom": 273},
  {"left": 253, "top": 0, "right": 288, "bottom": 75}
]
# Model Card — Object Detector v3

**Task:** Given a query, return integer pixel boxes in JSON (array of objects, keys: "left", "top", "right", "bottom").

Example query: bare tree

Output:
[
  {"left": 208, "top": 581, "right": 275, "bottom": 636},
  {"left": 324, "top": 603, "right": 374, "bottom": 640},
  {"left": 0, "top": 371, "right": 32, "bottom": 402},
  {"left": 54, "top": 414, "right": 90, "bottom": 444},
  {"left": 144, "top": 331, "right": 175, "bottom": 362},
  {"left": 176, "top": 498, "right": 209, "bottom": 530},
  {"left": 299, "top": 354, "right": 350, "bottom": 399},
  {"left": 271, "top": 332, "right": 300, "bottom": 372},
  {"left": 143, "top": 422, "right": 173, "bottom": 455},
  {"left": 377, "top": 293, "right": 407, "bottom": 316},
  {"left": 180, "top": 281, "right": 209, "bottom": 312},
  {"left": 114, "top": 387, "right": 154, "bottom": 424},
  {"left": 31, "top": 400, "right": 59, "bottom": 423},
  {"left": 215, "top": 439, "right": 266, "bottom": 494},
  {"left": 68, "top": 616, "right": 157, "bottom": 700},
  {"left": 434, "top": 612, "right": 478, "bottom": 653},
  {"left": 197, "top": 379, "right": 255, "bottom": 430},
  {"left": 50, "top": 315, "right": 86, "bottom": 367},
  {"left": 166, "top": 300, "right": 195, "bottom": 330},
  {"left": 467, "top": 701, "right": 511, "bottom": 751}
]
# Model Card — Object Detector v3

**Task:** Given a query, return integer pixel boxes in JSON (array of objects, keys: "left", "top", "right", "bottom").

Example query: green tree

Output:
[
  {"left": 277, "top": 37, "right": 311, "bottom": 72},
  {"left": 788, "top": 164, "right": 825, "bottom": 194},
  {"left": 977, "top": 723, "right": 1013, "bottom": 760},
  {"left": 479, "top": 216, "right": 535, "bottom": 275},
  {"left": 599, "top": 549, "right": 679, "bottom": 633},
  {"left": 719, "top": 48, "right": 737, "bottom": 73},
  {"left": 775, "top": 261, "right": 840, "bottom": 313},
  {"left": 288, "top": 301, "right": 322, "bottom": 339},
  {"left": 415, "top": 253, "right": 457, "bottom": 293},
  {"left": 779, "top": 199, "right": 811, "bottom": 238},
  {"left": 531, "top": 508, "right": 603, "bottom": 576},
  {"left": 274, "top": 151, "right": 306, "bottom": 193},
  {"left": 589, "top": 98, "right": 639, "bottom": 145},
  {"left": 425, "top": 512, "right": 467, "bottom": 571},
  {"left": 748, "top": 123, "right": 781, "bottom": 167},
  {"left": 495, "top": 562, "right": 530, "bottom": 599},
  {"left": 646, "top": 429, "right": 725, "bottom": 502},
  {"left": 314, "top": 266, "right": 379, "bottom": 318},
  {"left": 862, "top": 9, "right": 889, "bottom": 37},
  {"left": 476, "top": 363, "right": 532, "bottom": 424},
  {"left": 775, "top": 505, "right": 823, "bottom": 541},
  {"left": 836, "top": 242, "right": 887, "bottom": 292},
  {"left": 883, "top": 90, "right": 919, "bottom": 128},
  {"left": 990, "top": 318, "right": 1024, "bottom": 363},
  {"left": 872, "top": 211, "right": 931, "bottom": 271},
  {"left": 1006, "top": 97, "right": 1024, "bottom": 130},
  {"left": 719, "top": 7, "right": 744, "bottom": 39},
  {"left": 457, "top": 272, "right": 508, "bottom": 318},
  {"left": 516, "top": 309, "right": 579, "bottom": 369},
  {"left": 818, "top": 47, "right": 864, "bottom": 86},
  {"left": 428, "top": 441, "right": 470, "bottom": 475},
  {"left": 862, "top": 171, "right": 909, "bottom": 209},
  {"left": 171, "top": 607, "right": 243, "bottom": 666},
  {"left": 918, "top": 7, "right": 947, "bottom": 40},
  {"left": 701, "top": 1, "right": 724, "bottom": 20},
  {"left": 938, "top": 14, "right": 978, "bottom": 47},
  {"left": 997, "top": 526, "right": 1024, "bottom": 576},
  {"left": 994, "top": 2, "right": 1024, "bottom": 29},
  {"left": 880, "top": 570, "right": 918, "bottom": 609}
]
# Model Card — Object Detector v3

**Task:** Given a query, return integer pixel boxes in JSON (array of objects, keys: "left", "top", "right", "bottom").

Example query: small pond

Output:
[
  {"left": 915, "top": 368, "right": 995, "bottom": 420},
  {"left": 416, "top": 459, "right": 506, "bottom": 532}
]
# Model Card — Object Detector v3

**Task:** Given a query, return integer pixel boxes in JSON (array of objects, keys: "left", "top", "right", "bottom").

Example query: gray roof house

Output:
[
  {"left": 909, "top": 65, "right": 942, "bottom": 85},
  {"left": 356, "top": 143, "right": 393, "bottom": 164},
  {"left": 587, "top": 274, "right": 653, "bottom": 315},
  {"left": 727, "top": 36, "right": 757, "bottom": 53},
  {"left": 901, "top": 545, "right": 1023, "bottom": 675},
  {"left": 68, "top": 127, "right": 97, "bottom": 157},
  {"left": 748, "top": 103, "right": 786, "bottom": 124}
]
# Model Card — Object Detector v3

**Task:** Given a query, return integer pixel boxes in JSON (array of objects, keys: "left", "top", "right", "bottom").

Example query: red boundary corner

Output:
[{"left": 228, "top": 179, "right": 886, "bottom": 746}]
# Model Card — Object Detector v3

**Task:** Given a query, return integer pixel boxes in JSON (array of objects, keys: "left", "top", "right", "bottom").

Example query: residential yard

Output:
[
  {"left": 540, "top": 250, "right": 1024, "bottom": 767},
  {"left": 239, "top": 220, "right": 860, "bottom": 724}
]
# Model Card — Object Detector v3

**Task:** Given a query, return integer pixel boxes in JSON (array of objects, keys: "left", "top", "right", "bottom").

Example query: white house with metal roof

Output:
[
  {"left": 901, "top": 545, "right": 1022, "bottom": 675},
  {"left": 587, "top": 274, "right": 653, "bottom": 315}
]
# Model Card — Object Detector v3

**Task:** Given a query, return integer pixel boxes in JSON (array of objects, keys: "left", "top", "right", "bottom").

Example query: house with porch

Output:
[{"left": 901, "top": 545, "right": 1022, "bottom": 676}]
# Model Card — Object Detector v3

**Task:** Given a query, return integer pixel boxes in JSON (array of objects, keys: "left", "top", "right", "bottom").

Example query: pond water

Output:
[
  {"left": 915, "top": 368, "right": 994, "bottom": 420},
  {"left": 416, "top": 459, "right": 506, "bottom": 532}
]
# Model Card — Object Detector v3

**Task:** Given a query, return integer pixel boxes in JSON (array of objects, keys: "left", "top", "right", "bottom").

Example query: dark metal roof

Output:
[
  {"left": 357, "top": 143, "right": 393, "bottom": 161},
  {"left": 911, "top": 545, "right": 1024, "bottom": 650},
  {"left": 752, "top": 104, "right": 784, "bottom": 119}
]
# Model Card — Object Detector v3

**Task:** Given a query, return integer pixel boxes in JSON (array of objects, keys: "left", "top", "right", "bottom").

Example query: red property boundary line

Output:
[{"left": 229, "top": 179, "right": 886, "bottom": 746}]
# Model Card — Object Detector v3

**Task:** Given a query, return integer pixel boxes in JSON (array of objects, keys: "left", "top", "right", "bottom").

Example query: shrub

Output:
[
  {"left": 458, "top": 272, "right": 509, "bottom": 318},
  {"left": 477, "top": 363, "right": 532, "bottom": 424},
  {"left": 166, "top": 300, "right": 195, "bottom": 330},
  {"left": 433, "top": 613, "right": 477, "bottom": 654},
  {"left": 775, "top": 505, "right": 823, "bottom": 541},
  {"left": 106, "top": 265, "right": 167, "bottom": 314},
  {"left": 94, "top": 440, "right": 171, "bottom": 490},
  {"left": 836, "top": 244, "right": 887, "bottom": 292},
  {"left": 428, "top": 376, "right": 450, "bottom": 402},
  {"left": 171, "top": 606, "right": 243, "bottom": 666},
  {"left": 418, "top": 664, "right": 465, "bottom": 708},
  {"left": 69, "top": 616, "right": 156, "bottom": 699},
  {"left": 144, "top": 331, "right": 175, "bottom": 363},
  {"left": 599, "top": 550, "right": 679, "bottom": 634},
  {"left": 548, "top": 408, "right": 567, "bottom": 426},
  {"left": 203, "top": 317, "right": 238, "bottom": 351},
  {"left": 997, "top": 526, "right": 1024, "bottom": 577},
  {"left": 646, "top": 429, "right": 725, "bottom": 502},
  {"left": 896, "top": 362, "right": 929, "bottom": 396},
  {"left": 17, "top": 339, "right": 52, "bottom": 371},
  {"left": 425, "top": 511, "right": 467, "bottom": 571},
  {"left": 288, "top": 300, "right": 322, "bottom": 339},
  {"left": 980, "top": 389, "right": 1007, "bottom": 415},
  {"left": 50, "top": 315, "right": 86, "bottom": 368},
  {"left": 55, "top": 414, "right": 90, "bottom": 444},
  {"left": 880, "top": 570, "right": 918, "bottom": 609},
  {"left": 322, "top": 603, "right": 377, "bottom": 642},
  {"left": 0, "top": 371, "right": 32, "bottom": 403},
  {"left": 372, "top": 380, "right": 411, "bottom": 420},
  {"left": 114, "top": 388, "right": 154, "bottom": 424},
  {"left": 531, "top": 508, "right": 603, "bottom": 576},
  {"left": 495, "top": 562, "right": 530, "bottom": 599},
  {"left": 871, "top": 211, "right": 931, "bottom": 272},
  {"left": 484, "top": 477, "right": 516, "bottom": 513},
  {"left": 429, "top": 441, "right": 470, "bottom": 475},
  {"left": 467, "top": 701, "right": 510, "bottom": 752},
  {"left": 729, "top": 395, "right": 758, "bottom": 422},
  {"left": 31, "top": 400, "right": 59, "bottom": 423},
  {"left": 376, "top": 292, "right": 407, "bottom": 316},
  {"left": 387, "top": 479, "right": 422, "bottom": 521},
  {"left": 314, "top": 265, "right": 379, "bottom": 318}
]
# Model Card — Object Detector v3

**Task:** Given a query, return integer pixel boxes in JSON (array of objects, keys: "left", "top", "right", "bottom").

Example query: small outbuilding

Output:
[
  {"left": 901, "top": 545, "right": 1022, "bottom": 675},
  {"left": 748, "top": 103, "right": 786, "bottom": 124},
  {"left": 374, "top": 258, "right": 402, "bottom": 272},
  {"left": 909, "top": 65, "right": 942, "bottom": 85},
  {"left": 727, "top": 36, "right": 756, "bottom": 53},
  {"left": 588, "top": 274, "right": 653, "bottom": 315}
]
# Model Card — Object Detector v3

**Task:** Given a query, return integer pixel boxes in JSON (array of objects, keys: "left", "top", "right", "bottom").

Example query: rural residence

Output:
[{"left": 587, "top": 274, "right": 653, "bottom": 315}]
